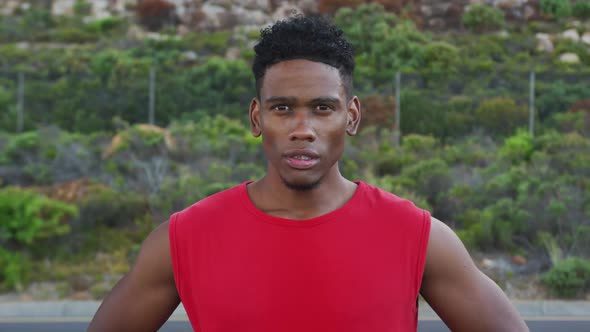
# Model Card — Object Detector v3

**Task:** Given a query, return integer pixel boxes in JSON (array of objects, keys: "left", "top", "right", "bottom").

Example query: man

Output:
[{"left": 89, "top": 16, "right": 529, "bottom": 332}]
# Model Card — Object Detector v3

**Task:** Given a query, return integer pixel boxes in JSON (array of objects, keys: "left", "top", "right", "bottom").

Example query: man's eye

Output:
[
  {"left": 273, "top": 105, "right": 289, "bottom": 112},
  {"left": 316, "top": 105, "right": 333, "bottom": 112}
]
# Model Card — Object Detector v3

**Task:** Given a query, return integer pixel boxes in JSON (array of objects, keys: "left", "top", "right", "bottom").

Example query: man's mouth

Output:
[{"left": 284, "top": 150, "right": 319, "bottom": 170}]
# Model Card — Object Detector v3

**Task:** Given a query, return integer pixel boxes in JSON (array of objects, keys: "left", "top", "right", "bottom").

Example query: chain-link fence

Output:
[{"left": 0, "top": 66, "right": 589, "bottom": 138}]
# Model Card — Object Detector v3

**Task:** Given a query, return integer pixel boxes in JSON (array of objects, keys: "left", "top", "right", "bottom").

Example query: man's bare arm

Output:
[
  {"left": 88, "top": 221, "right": 180, "bottom": 332},
  {"left": 420, "top": 217, "right": 529, "bottom": 332}
]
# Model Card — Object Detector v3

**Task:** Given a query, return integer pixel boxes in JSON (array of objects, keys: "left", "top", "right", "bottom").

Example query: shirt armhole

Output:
[
  {"left": 414, "top": 209, "right": 431, "bottom": 297},
  {"left": 168, "top": 212, "right": 182, "bottom": 298}
]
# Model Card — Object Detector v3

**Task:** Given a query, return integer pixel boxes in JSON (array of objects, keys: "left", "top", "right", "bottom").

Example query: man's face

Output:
[{"left": 249, "top": 59, "right": 361, "bottom": 191}]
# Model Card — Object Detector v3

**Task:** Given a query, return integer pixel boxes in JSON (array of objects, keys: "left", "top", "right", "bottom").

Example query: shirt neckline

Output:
[{"left": 238, "top": 180, "right": 365, "bottom": 227}]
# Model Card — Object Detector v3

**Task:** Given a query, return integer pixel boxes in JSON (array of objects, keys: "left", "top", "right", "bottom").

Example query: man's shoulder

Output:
[
  {"left": 356, "top": 181, "right": 430, "bottom": 226},
  {"left": 359, "top": 181, "right": 422, "bottom": 210},
  {"left": 173, "top": 182, "right": 246, "bottom": 222}
]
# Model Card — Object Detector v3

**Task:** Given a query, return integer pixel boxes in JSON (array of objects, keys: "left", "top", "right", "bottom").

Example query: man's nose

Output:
[{"left": 288, "top": 112, "right": 316, "bottom": 142}]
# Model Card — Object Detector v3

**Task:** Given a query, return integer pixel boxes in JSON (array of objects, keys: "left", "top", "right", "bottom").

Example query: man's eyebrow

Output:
[
  {"left": 264, "top": 96, "right": 297, "bottom": 104},
  {"left": 264, "top": 96, "right": 341, "bottom": 104},
  {"left": 309, "top": 97, "right": 340, "bottom": 104}
]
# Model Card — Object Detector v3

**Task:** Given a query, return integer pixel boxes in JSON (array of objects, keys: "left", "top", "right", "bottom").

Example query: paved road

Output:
[{"left": 1, "top": 320, "right": 589, "bottom": 331}]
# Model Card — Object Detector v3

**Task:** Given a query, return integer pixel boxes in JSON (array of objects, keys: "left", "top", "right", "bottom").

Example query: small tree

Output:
[{"left": 462, "top": 4, "right": 505, "bottom": 32}]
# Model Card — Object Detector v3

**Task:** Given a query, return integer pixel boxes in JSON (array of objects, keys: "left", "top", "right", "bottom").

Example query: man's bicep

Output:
[
  {"left": 420, "top": 218, "right": 528, "bottom": 332},
  {"left": 88, "top": 221, "right": 180, "bottom": 332}
]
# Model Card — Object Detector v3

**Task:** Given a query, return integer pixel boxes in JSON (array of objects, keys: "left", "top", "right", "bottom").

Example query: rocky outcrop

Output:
[
  {"left": 420, "top": 0, "right": 541, "bottom": 29},
  {"left": 0, "top": 0, "right": 561, "bottom": 31}
]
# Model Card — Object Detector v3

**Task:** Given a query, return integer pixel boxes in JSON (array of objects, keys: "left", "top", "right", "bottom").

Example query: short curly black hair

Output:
[{"left": 252, "top": 15, "right": 355, "bottom": 98}]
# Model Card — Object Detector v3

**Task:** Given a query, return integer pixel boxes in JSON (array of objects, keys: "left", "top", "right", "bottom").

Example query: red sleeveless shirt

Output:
[{"left": 169, "top": 181, "right": 431, "bottom": 331}]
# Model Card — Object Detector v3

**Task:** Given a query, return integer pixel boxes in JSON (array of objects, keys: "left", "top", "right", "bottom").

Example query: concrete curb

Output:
[{"left": 0, "top": 300, "right": 589, "bottom": 319}]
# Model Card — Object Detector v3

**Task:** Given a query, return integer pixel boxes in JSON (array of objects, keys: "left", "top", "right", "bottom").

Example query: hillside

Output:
[{"left": 0, "top": 0, "right": 589, "bottom": 301}]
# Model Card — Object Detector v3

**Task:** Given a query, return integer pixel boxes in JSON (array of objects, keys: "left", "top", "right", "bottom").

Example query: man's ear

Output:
[
  {"left": 249, "top": 98, "right": 262, "bottom": 137},
  {"left": 346, "top": 96, "right": 361, "bottom": 136}
]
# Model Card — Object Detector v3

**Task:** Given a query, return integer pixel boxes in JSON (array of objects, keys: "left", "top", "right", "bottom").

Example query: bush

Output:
[
  {"left": 499, "top": 130, "right": 534, "bottom": 163},
  {"left": 84, "top": 17, "right": 127, "bottom": 36},
  {"left": 52, "top": 27, "right": 98, "bottom": 43},
  {"left": 475, "top": 97, "right": 528, "bottom": 137},
  {"left": 462, "top": 4, "right": 505, "bottom": 32},
  {"left": 0, "top": 248, "right": 31, "bottom": 291},
  {"left": 536, "top": 80, "right": 588, "bottom": 121},
  {"left": 572, "top": 1, "right": 590, "bottom": 19},
  {"left": 399, "top": 90, "right": 446, "bottom": 138},
  {"left": 445, "top": 96, "right": 476, "bottom": 138},
  {"left": 399, "top": 158, "right": 452, "bottom": 209},
  {"left": 0, "top": 187, "right": 76, "bottom": 247},
  {"left": 73, "top": 0, "right": 92, "bottom": 16},
  {"left": 420, "top": 42, "right": 460, "bottom": 75},
  {"left": 541, "top": 257, "right": 590, "bottom": 298},
  {"left": 540, "top": 0, "right": 572, "bottom": 18},
  {"left": 76, "top": 187, "right": 149, "bottom": 229},
  {"left": 549, "top": 112, "right": 590, "bottom": 136},
  {"left": 182, "top": 31, "right": 231, "bottom": 55}
]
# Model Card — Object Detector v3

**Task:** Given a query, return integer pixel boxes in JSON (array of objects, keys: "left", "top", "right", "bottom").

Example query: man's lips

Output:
[{"left": 283, "top": 149, "right": 320, "bottom": 170}]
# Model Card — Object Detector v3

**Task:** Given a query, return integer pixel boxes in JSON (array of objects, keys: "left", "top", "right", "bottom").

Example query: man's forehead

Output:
[
  {"left": 260, "top": 59, "right": 344, "bottom": 98},
  {"left": 266, "top": 59, "right": 340, "bottom": 73}
]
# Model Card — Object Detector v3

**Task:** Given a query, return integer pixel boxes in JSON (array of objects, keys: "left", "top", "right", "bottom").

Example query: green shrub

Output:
[
  {"left": 52, "top": 27, "right": 98, "bottom": 43},
  {"left": 183, "top": 31, "right": 232, "bottom": 54},
  {"left": 399, "top": 158, "right": 452, "bottom": 207},
  {"left": 536, "top": 80, "right": 588, "bottom": 121},
  {"left": 499, "top": 130, "right": 534, "bottom": 163},
  {"left": 0, "top": 187, "right": 76, "bottom": 246},
  {"left": 0, "top": 248, "right": 31, "bottom": 291},
  {"left": 399, "top": 90, "right": 446, "bottom": 137},
  {"left": 445, "top": 96, "right": 476, "bottom": 137},
  {"left": 77, "top": 187, "right": 148, "bottom": 229},
  {"left": 84, "top": 17, "right": 127, "bottom": 35},
  {"left": 475, "top": 97, "right": 528, "bottom": 136},
  {"left": 540, "top": 0, "right": 572, "bottom": 18},
  {"left": 541, "top": 257, "right": 590, "bottom": 298},
  {"left": 74, "top": 0, "right": 93, "bottom": 16},
  {"left": 549, "top": 112, "right": 590, "bottom": 135},
  {"left": 462, "top": 4, "right": 505, "bottom": 32},
  {"left": 334, "top": 3, "right": 398, "bottom": 56},
  {"left": 420, "top": 42, "right": 460, "bottom": 75},
  {"left": 572, "top": 1, "right": 590, "bottom": 19}
]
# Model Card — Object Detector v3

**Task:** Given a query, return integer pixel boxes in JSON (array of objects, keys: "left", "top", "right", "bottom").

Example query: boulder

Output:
[
  {"left": 559, "top": 53, "right": 581, "bottom": 64},
  {"left": 582, "top": 32, "right": 590, "bottom": 46},
  {"left": 561, "top": 29, "right": 580, "bottom": 42},
  {"left": 535, "top": 33, "right": 553, "bottom": 53},
  {"left": 181, "top": 50, "right": 198, "bottom": 62}
]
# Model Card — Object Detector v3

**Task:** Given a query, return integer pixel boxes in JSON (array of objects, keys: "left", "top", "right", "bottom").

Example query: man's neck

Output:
[{"left": 246, "top": 172, "right": 357, "bottom": 220}]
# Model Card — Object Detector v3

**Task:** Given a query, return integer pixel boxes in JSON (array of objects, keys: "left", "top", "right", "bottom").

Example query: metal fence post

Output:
[
  {"left": 149, "top": 66, "right": 156, "bottom": 125},
  {"left": 393, "top": 71, "right": 401, "bottom": 147},
  {"left": 17, "top": 72, "right": 24, "bottom": 133},
  {"left": 529, "top": 71, "right": 535, "bottom": 138}
]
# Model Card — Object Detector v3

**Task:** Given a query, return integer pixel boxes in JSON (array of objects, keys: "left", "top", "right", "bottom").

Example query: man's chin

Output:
[{"left": 281, "top": 177, "right": 321, "bottom": 192}]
